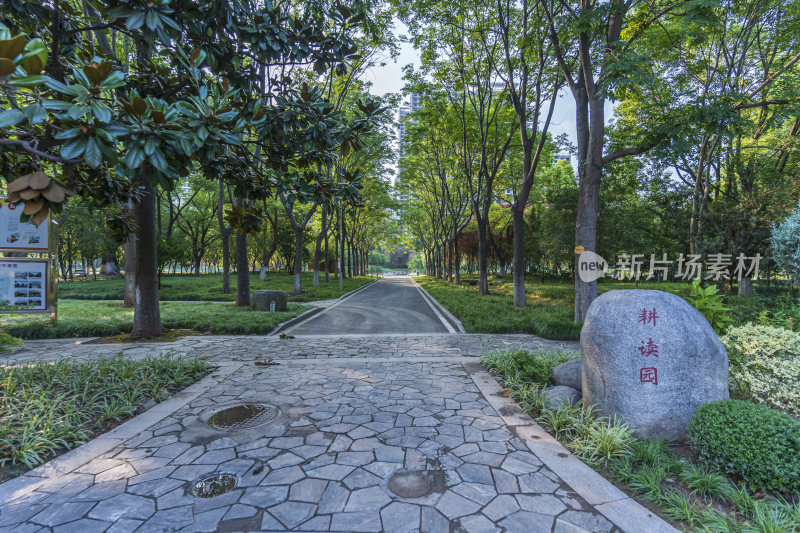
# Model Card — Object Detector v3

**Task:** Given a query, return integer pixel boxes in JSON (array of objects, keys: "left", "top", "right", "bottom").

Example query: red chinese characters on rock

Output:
[
  {"left": 637, "top": 307, "right": 660, "bottom": 385},
  {"left": 638, "top": 307, "right": 659, "bottom": 326},
  {"left": 640, "top": 367, "right": 658, "bottom": 385},
  {"left": 638, "top": 338, "right": 659, "bottom": 357}
]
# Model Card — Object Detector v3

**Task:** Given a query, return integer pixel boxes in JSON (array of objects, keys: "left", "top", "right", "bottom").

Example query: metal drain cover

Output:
[
  {"left": 191, "top": 474, "right": 237, "bottom": 498},
  {"left": 387, "top": 470, "right": 434, "bottom": 498},
  {"left": 207, "top": 404, "right": 280, "bottom": 430}
]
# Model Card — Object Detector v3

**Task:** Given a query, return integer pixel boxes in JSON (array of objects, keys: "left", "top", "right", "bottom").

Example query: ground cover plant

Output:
[
  {"left": 417, "top": 275, "right": 799, "bottom": 340},
  {"left": 482, "top": 348, "right": 800, "bottom": 532},
  {"left": 0, "top": 300, "right": 311, "bottom": 339},
  {"left": 0, "top": 355, "right": 208, "bottom": 482},
  {"left": 57, "top": 273, "right": 375, "bottom": 303}
]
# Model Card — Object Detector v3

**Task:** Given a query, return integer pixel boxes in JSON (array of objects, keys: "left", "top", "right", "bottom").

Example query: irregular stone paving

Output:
[
  {"left": 0, "top": 334, "right": 629, "bottom": 533},
  {"left": 2, "top": 334, "right": 578, "bottom": 367}
]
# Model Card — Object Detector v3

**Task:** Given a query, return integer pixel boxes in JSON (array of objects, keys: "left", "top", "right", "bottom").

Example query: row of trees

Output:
[
  {"left": 1, "top": 0, "right": 398, "bottom": 336},
  {"left": 56, "top": 174, "right": 396, "bottom": 282},
  {"left": 397, "top": 0, "right": 800, "bottom": 318}
]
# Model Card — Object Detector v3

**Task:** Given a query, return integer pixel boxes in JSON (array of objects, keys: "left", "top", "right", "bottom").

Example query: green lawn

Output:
[
  {"left": 416, "top": 275, "right": 793, "bottom": 339},
  {"left": 0, "top": 300, "right": 311, "bottom": 339},
  {"left": 0, "top": 355, "right": 208, "bottom": 482},
  {"left": 58, "top": 273, "right": 376, "bottom": 302}
]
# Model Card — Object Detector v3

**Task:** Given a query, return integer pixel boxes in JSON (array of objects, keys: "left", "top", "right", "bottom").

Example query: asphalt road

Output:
[{"left": 287, "top": 276, "right": 453, "bottom": 335}]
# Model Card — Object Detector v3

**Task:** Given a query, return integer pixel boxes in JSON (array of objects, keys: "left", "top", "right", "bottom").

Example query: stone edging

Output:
[
  {"left": 410, "top": 277, "right": 467, "bottom": 333},
  {"left": 0, "top": 362, "right": 241, "bottom": 504},
  {"left": 465, "top": 361, "right": 680, "bottom": 533}
]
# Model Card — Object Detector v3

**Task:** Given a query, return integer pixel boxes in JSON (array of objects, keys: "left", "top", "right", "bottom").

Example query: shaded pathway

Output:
[{"left": 287, "top": 277, "right": 452, "bottom": 335}]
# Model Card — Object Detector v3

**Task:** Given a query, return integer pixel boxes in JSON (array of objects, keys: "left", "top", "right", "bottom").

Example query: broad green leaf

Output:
[
  {"left": 144, "top": 136, "right": 158, "bottom": 156},
  {"left": 100, "top": 71, "right": 125, "bottom": 89},
  {"left": 66, "top": 104, "right": 89, "bottom": 120},
  {"left": 149, "top": 148, "right": 167, "bottom": 172},
  {"left": 0, "top": 108, "right": 24, "bottom": 127},
  {"left": 61, "top": 136, "right": 87, "bottom": 159},
  {"left": 8, "top": 74, "right": 47, "bottom": 87},
  {"left": 126, "top": 12, "right": 145, "bottom": 30},
  {"left": 83, "top": 137, "right": 102, "bottom": 168},
  {"left": 54, "top": 127, "right": 83, "bottom": 140},
  {"left": 90, "top": 100, "right": 112, "bottom": 123},
  {"left": 42, "top": 100, "right": 72, "bottom": 111},
  {"left": 44, "top": 78, "right": 79, "bottom": 95},
  {"left": 124, "top": 146, "right": 145, "bottom": 169},
  {"left": 22, "top": 103, "right": 47, "bottom": 125}
]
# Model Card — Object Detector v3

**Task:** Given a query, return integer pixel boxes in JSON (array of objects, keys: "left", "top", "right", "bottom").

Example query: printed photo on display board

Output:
[
  {"left": 0, "top": 261, "right": 47, "bottom": 311},
  {"left": 0, "top": 199, "right": 49, "bottom": 251}
]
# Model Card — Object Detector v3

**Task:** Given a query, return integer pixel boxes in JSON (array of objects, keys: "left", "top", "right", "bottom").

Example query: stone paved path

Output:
[{"left": 0, "top": 334, "right": 676, "bottom": 533}]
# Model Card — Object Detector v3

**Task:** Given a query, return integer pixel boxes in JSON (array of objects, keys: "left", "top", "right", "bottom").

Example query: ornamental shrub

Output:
[
  {"left": 687, "top": 400, "right": 800, "bottom": 493},
  {"left": 722, "top": 325, "right": 800, "bottom": 415}
]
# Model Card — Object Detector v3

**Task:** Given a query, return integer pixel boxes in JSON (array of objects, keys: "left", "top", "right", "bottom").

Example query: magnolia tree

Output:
[
  {"left": 0, "top": 0, "right": 377, "bottom": 337},
  {"left": 772, "top": 202, "right": 800, "bottom": 296}
]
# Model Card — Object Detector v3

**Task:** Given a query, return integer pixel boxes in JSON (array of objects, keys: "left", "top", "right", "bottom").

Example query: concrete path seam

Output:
[
  {"left": 0, "top": 362, "right": 241, "bottom": 504},
  {"left": 465, "top": 362, "right": 679, "bottom": 533}
]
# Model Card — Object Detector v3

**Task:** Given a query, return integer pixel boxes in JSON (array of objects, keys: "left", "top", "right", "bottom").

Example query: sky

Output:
[{"left": 358, "top": 20, "right": 615, "bottom": 164}]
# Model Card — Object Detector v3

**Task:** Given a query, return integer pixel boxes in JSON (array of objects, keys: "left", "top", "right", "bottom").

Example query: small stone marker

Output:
[
  {"left": 251, "top": 290, "right": 288, "bottom": 312},
  {"left": 581, "top": 289, "right": 729, "bottom": 440}
]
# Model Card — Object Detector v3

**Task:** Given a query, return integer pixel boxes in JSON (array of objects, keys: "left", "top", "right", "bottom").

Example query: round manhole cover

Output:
[
  {"left": 207, "top": 404, "right": 280, "bottom": 430},
  {"left": 387, "top": 470, "right": 433, "bottom": 498},
  {"left": 191, "top": 474, "right": 237, "bottom": 498}
]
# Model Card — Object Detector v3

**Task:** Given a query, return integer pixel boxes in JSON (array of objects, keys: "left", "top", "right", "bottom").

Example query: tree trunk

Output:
[
  {"left": 293, "top": 226, "right": 304, "bottom": 294},
  {"left": 738, "top": 277, "right": 753, "bottom": 298},
  {"left": 131, "top": 183, "right": 162, "bottom": 338},
  {"left": 324, "top": 227, "right": 330, "bottom": 283},
  {"left": 454, "top": 236, "right": 461, "bottom": 285},
  {"left": 123, "top": 201, "right": 136, "bottom": 308},
  {"left": 313, "top": 202, "right": 327, "bottom": 288},
  {"left": 512, "top": 206, "right": 526, "bottom": 307},
  {"left": 235, "top": 230, "right": 249, "bottom": 306},
  {"left": 573, "top": 90, "right": 603, "bottom": 322},
  {"left": 477, "top": 217, "right": 489, "bottom": 294},
  {"left": 218, "top": 180, "right": 232, "bottom": 294}
]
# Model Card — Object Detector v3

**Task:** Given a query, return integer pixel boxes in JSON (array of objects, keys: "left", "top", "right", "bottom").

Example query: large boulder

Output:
[
  {"left": 251, "top": 290, "right": 288, "bottom": 312},
  {"left": 581, "top": 289, "right": 729, "bottom": 440},
  {"left": 551, "top": 358, "right": 582, "bottom": 390},
  {"left": 542, "top": 386, "right": 582, "bottom": 410}
]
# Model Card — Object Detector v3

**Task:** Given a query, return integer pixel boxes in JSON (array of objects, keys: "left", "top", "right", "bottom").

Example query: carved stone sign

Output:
[{"left": 581, "top": 289, "right": 729, "bottom": 440}]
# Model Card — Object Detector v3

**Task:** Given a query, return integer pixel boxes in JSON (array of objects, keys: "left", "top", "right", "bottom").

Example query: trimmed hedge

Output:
[
  {"left": 687, "top": 400, "right": 800, "bottom": 493},
  {"left": 722, "top": 325, "right": 800, "bottom": 415}
]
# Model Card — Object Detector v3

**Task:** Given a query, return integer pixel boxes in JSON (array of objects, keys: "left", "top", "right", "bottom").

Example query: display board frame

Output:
[
  {"left": 0, "top": 197, "right": 58, "bottom": 320},
  {"left": 0, "top": 258, "right": 56, "bottom": 316},
  {"left": 0, "top": 197, "right": 50, "bottom": 251}
]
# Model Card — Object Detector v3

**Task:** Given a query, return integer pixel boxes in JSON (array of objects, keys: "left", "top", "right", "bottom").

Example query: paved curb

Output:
[
  {"left": 268, "top": 306, "right": 324, "bottom": 335},
  {"left": 465, "top": 362, "right": 680, "bottom": 533},
  {"left": 411, "top": 277, "right": 467, "bottom": 333},
  {"left": 271, "top": 278, "right": 380, "bottom": 335},
  {"left": 0, "top": 363, "right": 241, "bottom": 504}
]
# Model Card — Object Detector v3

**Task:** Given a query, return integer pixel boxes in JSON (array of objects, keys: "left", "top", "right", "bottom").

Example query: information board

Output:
[
  {"left": 0, "top": 199, "right": 49, "bottom": 251},
  {"left": 0, "top": 259, "right": 48, "bottom": 312}
]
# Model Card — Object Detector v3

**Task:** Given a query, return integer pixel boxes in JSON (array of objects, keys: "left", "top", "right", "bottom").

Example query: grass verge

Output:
[
  {"left": 0, "top": 300, "right": 311, "bottom": 339},
  {"left": 0, "top": 355, "right": 208, "bottom": 482},
  {"left": 58, "top": 273, "right": 376, "bottom": 302},
  {"left": 416, "top": 275, "right": 798, "bottom": 339},
  {"left": 481, "top": 348, "right": 800, "bottom": 532},
  {"left": 416, "top": 276, "right": 581, "bottom": 338}
]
